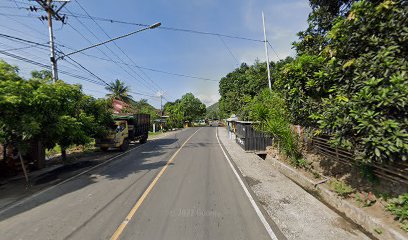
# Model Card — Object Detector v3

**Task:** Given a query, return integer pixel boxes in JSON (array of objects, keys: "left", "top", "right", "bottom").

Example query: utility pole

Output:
[
  {"left": 34, "top": 0, "right": 69, "bottom": 82},
  {"left": 160, "top": 95, "right": 163, "bottom": 116},
  {"left": 158, "top": 91, "right": 163, "bottom": 117},
  {"left": 262, "top": 11, "right": 272, "bottom": 90},
  {"left": 47, "top": 0, "right": 57, "bottom": 82}
]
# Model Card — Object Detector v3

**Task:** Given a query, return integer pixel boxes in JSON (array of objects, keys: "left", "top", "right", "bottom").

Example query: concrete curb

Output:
[{"left": 267, "top": 156, "right": 407, "bottom": 240}]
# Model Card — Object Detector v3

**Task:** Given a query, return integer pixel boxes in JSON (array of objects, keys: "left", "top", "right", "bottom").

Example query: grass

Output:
[
  {"left": 354, "top": 192, "right": 376, "bottom": 207},
  {"left": 386, "top": 193, "right": 408, "bottom": 232},
  {"left": 149, "top": 131, "right": 163, "bottom": 137},
  {"left": 329, "top": 179, "right": 355, "bottom": 198},
  {"left": 45, "top": 140, "right": 96, "bottom": 158}
]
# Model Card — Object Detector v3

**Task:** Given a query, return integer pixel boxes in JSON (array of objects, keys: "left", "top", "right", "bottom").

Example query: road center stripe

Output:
[
  {"left": 110, "top": 127, "right": 202, "bottom": 240},
  {"left": 216, "top": 127, "right": 279, "bottom": 240}
]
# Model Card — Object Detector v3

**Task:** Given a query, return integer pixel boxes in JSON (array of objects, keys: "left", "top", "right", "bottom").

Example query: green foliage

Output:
[
  {"left": 248, "top": 89, "right": 302, "bottom": 163},
  {"left": 217, "top": 0, "right": 407, "bottom": 166},
  {"left": 387, "top": 193, "right": 408, "bottom": 231},
  {"left": 206, "top": 102, "right": 221, "bottom": 120},
  {"left": 0, "top": 60, "right": 113, "bottom": 161},
  {"left": 219, "top": 61, "right": 268, "bottom": 118},
  {"left": 132, "top": 99, "right": 160, "bottom": 122},
  {"left": 274, "top": 54, "right": 329, "bottom": 126},
  {"left": 314, "top": 0, "right": 408, "bottom": 163},
  {"left": 105, "top": 79, "right": 133, "bottom": 103},
  {"left": 164, "top": 93, "right": 206, "bottom": 128},
  {"left": 354, "top": 192, "right": 376, "bottom": 207},
  {"left": 329, "top": 179, "right": 355, "bottom": 198}
]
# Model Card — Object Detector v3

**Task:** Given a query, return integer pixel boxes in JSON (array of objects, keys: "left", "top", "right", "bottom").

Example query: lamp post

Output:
[{"left": 57, "top": 22, "right": 161, "bottom": 61}]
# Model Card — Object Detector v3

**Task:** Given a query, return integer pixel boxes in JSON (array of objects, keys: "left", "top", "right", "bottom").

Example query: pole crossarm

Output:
[{"left": 57, "top": 22, "right": 161, "bottom": 60}]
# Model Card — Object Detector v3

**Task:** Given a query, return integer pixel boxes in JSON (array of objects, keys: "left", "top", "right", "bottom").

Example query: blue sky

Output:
[{"left": 0, "top": 0, "right": 311, "bottom": 108}]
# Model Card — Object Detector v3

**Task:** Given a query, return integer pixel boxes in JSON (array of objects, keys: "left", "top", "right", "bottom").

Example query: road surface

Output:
[{"left": 0, "top": 127, "right": 283, "bottom": 240}]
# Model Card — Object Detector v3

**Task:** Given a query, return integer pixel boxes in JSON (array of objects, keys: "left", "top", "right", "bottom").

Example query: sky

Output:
[{"left": 0, "top": 0, "right": 311, "bottom": 108}]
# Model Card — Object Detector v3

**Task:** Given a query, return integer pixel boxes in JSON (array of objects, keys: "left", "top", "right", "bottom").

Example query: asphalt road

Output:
[{"left": 0, "top": 127, "right": 282, "bottom": 240}]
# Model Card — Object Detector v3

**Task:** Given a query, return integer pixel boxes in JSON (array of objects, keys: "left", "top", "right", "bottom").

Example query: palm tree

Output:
[{"left": 105, "top": 79, "right": 133, "bottom": 103}]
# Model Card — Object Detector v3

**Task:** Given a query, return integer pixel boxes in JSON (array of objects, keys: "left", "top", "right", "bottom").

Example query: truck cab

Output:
[
  {"left": 96, "top": 120, "right": 130, "bottom": 151},
  {"left": 95, "top": 114, "right": 150, "bottom": 151}
]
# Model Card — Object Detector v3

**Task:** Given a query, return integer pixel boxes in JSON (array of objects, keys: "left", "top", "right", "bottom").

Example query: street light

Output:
[{"left": 57, "top": 22, "right": 162, "bottom": 60}]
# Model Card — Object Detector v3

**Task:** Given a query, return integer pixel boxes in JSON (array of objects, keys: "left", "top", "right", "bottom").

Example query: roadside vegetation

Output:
[
  {"left": 0, "top": 61, "right": 163, "bottom": 177},
  {"left": 0, "top": 61, "right": 113, "bottom": 166},
  {"left": 164, "top": 93, "right": 206, "bottom": 128},
  {"left": 218, "top": 0, "right": 407, "bottom": 232}
]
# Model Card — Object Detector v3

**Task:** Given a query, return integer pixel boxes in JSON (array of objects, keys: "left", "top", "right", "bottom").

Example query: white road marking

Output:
[{"left": 216, "top": 127, "right": 279, "bottom": 240}]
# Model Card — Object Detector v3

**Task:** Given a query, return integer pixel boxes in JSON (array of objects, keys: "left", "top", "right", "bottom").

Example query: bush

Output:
[
  {"left": 387, "top": 193, "right": 408, "bottom": 231},
  {"left": 249, "top": 89, "right": 302, "bottom": 163},
  {"left": 314, "top": 1, "right": 408, "bottom": 163}
]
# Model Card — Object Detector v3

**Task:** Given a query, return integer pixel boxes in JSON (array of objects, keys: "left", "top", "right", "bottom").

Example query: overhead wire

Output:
[
  {"left": 57, "top": 45, "right": 219, "bottom": 82},
  {"left": 218, "top": 36, "right": 240, "bottom": 66},
  {"left": 0, "top": 50, "right": 106, "bottom": 86},
  {"left": 60, "top": 12, "right": 264, "bottom": 43},
  {"left": 64, "top": 8, "right": 160, "bottom": 95},
  {"left": 267, "top": 40, "right": 281, "bottom": 60},
  {"left": 73, "top": 0, "right": 163, "bottom": 93}
]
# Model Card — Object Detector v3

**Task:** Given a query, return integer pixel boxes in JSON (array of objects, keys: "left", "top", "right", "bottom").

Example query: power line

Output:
[
  {"left": 0, "top": 50, "right": 107, "bottom": 87},
  {"left": 0, "top": 33, "right": 49, "bottom": 48},
  {"left": 1, "top": 32, "right": 219, "bottom": 82},
  {"left": 64, "top": 55, "right": 109, "bottom": 86},
  {"left": 218, "top": 36, "right": 240, "bottom": 66},
  {"left": 73, "top": 0, "right": 163, "bottom": 93},
  {"left": 60, "top": 12, "right": 264, "bottom": 43},
  {"left": 0, "top": 42, "right": 47, "bottom": 51},
  {"left": 64, "top": 14, "right": 159, "bottom": 94},
  {"left": 267, "top": 40, "right": 280, "bottom": 60},
  {"left": 59, "top": 46, "right": 219, "bottom": 82}
]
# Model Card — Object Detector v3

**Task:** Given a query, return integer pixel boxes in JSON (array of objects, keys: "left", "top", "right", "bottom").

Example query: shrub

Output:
[{"left": 249, "top": 89, "right": 302, "bottom": 163}]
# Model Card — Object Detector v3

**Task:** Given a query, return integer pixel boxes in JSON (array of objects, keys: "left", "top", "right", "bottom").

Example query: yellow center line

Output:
[{"left": 110, "top": 128, "right": 202, "bottom": 240}]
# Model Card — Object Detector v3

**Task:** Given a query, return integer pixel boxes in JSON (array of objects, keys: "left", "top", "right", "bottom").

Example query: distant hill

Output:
[
  {"left": 206, "top": 102, "right": 220, "bottom": 119},
  {"left": 206, "top": 102, "right": 218, "bottom": 111}
]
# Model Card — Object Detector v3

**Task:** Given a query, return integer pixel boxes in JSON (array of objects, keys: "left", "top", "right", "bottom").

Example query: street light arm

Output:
[{"left": 58, "top": 22, "right": 161, "bottom": 60}]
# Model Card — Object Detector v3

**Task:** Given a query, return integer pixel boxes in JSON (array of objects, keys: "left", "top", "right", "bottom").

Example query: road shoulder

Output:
[
  {"left": 0, "top": 130, "right": 181, "bottom": 213},
  {"left": 217, "top": 127, "right": 370, "bottom": 240}
]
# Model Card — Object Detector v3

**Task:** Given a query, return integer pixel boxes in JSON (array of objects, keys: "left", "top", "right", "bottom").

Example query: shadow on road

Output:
[{"left": 0, "top": 136, "right": 182, "bottom": 221}]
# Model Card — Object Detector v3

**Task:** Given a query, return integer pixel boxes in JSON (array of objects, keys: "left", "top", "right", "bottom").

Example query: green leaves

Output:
[
  {"left": 0, "top": 61, "right": 113, "bottom": 155},
  {"left": 164, "top": 93, "right": 206, "bottom": 128}
]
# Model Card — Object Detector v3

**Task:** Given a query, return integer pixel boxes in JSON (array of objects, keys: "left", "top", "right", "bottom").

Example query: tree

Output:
[
  {"left": 179, "top": 93, "right": 206, "bottom": 122},
  {"left": 0, "top": 61, "right": 113, "bottom": 166},
  {"left": 218, "top": 61, "right": 269, "bottom": 118},
  {"left": 164, "top": 93, "right": 206, "bottom": 127},
  {"left": 313, "top": 0, "right": 408, "bottom": 163},
  {"left": 132, "top": 98, "right": 160, "bottom": 123},
  {"left": 206, "top": 102, "right": 221, "bottom": 120},
  {"left": 105, "top": 79, "right": 133, "bottom": 103}
]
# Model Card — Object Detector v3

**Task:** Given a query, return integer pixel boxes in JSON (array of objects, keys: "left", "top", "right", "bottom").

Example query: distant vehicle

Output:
[{"left": 95, "top": 114, "right": 150, "bottom": 151}]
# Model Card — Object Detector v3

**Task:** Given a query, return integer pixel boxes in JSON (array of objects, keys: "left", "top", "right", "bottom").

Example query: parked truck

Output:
[{"left": 95, "top": 114, "right": 150, "bottom": 151}]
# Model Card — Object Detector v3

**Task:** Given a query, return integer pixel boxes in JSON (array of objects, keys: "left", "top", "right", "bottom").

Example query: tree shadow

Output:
[
  {"left": 0, "top": 136, "right": 181, "bottom": 221},
  {"left": 318, "top": 153, "right": 408, "bottom": 197}
]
